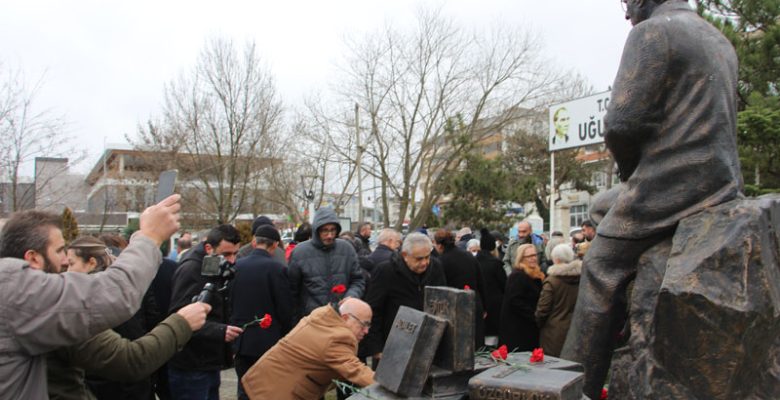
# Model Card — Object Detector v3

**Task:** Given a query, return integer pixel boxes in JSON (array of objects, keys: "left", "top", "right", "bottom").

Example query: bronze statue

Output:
[{"left": 560, "top": 1, "right": 742, "bottom": 398}]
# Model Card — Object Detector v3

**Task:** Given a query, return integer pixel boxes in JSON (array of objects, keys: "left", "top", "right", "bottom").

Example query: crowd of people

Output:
[{"left": 0, "top": 194, "right": 595, "bottom": 400}]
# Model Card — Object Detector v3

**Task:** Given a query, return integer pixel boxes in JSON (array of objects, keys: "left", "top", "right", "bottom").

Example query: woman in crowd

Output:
[
  {"left": 66, "top": 236, "right": 114, "bottom": 273},
  {"left": 499, "top": 243, "right": 545, "bottom": 352},
  {"left": 535, "top": 243, "right": 580, "bottom": 357},
  {"left": 49, "top": 236, "right": 205, "bottom": 400}
]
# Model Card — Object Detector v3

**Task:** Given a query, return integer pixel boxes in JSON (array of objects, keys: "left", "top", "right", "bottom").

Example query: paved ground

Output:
[
  {"left": 219, "top": 369, "right": 238, "bottom": 400},
  {"left": 218, "top": 369, "right": 337, "bottom": 399}
]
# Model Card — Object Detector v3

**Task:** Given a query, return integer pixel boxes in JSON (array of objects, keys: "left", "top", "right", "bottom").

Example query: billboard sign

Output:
[{"left": 548, "top": 90, "right": 611, "bottom": 151}]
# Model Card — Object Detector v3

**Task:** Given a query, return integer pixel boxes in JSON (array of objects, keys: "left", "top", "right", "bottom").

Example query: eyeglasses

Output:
[
  {"left": 620, "top": 0, "right": 628, "bottom": 12},
  {"left": 347, "top": 313, "right": 371, "bottom": 329},
  {"left": 524, "top": 253, "right": 538, "bottom": 258},
  {"left": 320, "top": 227, "right": 338, "bottom": 235}
]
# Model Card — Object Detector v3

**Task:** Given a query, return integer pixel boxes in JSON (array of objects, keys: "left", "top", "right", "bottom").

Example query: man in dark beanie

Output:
[
  {"left": 476, "top": 228, "right": 507, "bottom": 338},
  {"left": 229, "top": 223, "right": 293, "bottom": 400},
  {"left": 237, "top": 215, "right": 287, "bottom": 265}
]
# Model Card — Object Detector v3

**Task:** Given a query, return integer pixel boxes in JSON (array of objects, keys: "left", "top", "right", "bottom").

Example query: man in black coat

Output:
[
  {"left": 561, "top": 1, "right": 742, "bottom": 398},
  {"left": 229, "top": 225, "right": 293, "bottom": 400},
  {"left": 362, "top": 232, "right": 446, "bottom": 362},
  {"left": 167, "top": 224, "right": 244, "bottom": 399},
  {"left": 367, "top": 228, "right": 401, "bottom": 267},
  {"left": 354, "top": 222, "right": 373, "bottom": 257},
  {"left": 434, "top": 229, "right": 487, "bottom": 349}
]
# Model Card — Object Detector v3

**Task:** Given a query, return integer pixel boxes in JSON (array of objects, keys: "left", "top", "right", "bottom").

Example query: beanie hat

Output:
[
  {"left": 254, "top": 224, "right": 281, "bottom": 242},
  {"left": 252, "top": 215, "right": 273, "bottom": 235},
  {"left": 480, "top": 228, "right": 496, "bottom": 251}
]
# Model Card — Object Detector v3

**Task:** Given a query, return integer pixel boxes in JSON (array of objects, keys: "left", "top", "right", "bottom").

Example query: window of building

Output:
[
  {"left": 570, "top": 204, "right": 588, "bottom": 227},
  {"left": 592, "top": 171, "right": 607, "bottom": 190}
]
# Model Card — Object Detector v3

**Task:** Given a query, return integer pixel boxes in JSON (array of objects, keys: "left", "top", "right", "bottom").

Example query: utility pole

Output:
[{"left": 355, "top": 103, "right": 363, "bottom": 224}]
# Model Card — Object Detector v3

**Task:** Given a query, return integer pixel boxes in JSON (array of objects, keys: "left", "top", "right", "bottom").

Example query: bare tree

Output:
[
  {"left": 0, "top": 66, "right": 84, "bottom": 213},
  {"left": 132, "top": 38, "right": 284, "bottom": 225},
  {"left": 299, "top": 8, "right": 571, "bottom": 229}
]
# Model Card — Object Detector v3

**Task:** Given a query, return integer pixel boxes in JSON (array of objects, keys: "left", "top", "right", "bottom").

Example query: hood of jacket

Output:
[
  {"left": 311, "top": 208, "right": 342, "bottom": 250},
  {"left": 546, "top": 260, "right": 582, "bottom": 284},
  {"left": 179, "top": 242, "right": 207, "bottom": 265}
]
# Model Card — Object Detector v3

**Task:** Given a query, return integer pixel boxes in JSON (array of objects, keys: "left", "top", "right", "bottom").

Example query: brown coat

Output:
[
  {"left": 241, "top": 305, "right": 374, "bottom": 400},
  {"left": 535, "top": 260, "right": 581, "bottom": 357}
]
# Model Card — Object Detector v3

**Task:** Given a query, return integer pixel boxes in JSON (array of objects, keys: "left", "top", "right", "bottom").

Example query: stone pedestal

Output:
[
  {"left": 469, "top": 366, "right": 583, "bottom": 400},
  {"left": 346, "top": 383, "right": 467, "bottom": 400},
  {"left": 374, "top": 306, "right": 447, "bottom": 397},
  {"left": 609, "top": 195, "right": 780, "bottom": 399},
  {"left": 467, "top": 353, "right": 584, "bottom": 400},
  {"left": 425, "top": 286, "right": 476, "bottom": 372}
]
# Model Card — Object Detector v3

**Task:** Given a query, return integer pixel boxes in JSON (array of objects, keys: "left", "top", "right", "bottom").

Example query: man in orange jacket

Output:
[{"left": 241, "top": 298, "right": 375, "bottom": 399}]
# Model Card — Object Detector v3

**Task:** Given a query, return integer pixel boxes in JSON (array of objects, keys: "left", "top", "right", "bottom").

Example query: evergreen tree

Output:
[
  {"left": 698, "top": 0, "right": 780, "bottom": 189},
  {"left": 438, "top": 154, "right": 516, "bottom": 228},
  {"left": 236, "top": 221, "right": 253, "bottom": 246},
  {"left": 61, "top": 207, "right": 79, "bottom": 244}
]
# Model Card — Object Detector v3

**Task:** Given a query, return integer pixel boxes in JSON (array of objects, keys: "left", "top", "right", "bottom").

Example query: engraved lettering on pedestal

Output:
[
  {"left": 427, "top": 299, "right": 449, "bottom": 316},
  {"left": 476, "top": 386, "right": 555, "bottom": 400},
  {"left": 394, "top": 319, "right": 418, "bottom": 334}
]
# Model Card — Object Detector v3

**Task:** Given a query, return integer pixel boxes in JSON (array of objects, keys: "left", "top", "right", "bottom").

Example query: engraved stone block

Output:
[
  {"left": 468, "top": 364, "right": 584, "bottom": 400},
  {"left": 425, "top": 286, "right": 475, "bottom": 372},
  {"left": 374, "top": 306, "right": 447, "bottom": 397}
]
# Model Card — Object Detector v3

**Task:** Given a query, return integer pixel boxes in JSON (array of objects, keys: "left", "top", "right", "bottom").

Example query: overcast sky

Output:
[{"left": 1, "top": 0, "right": 632, "bottom": 174}]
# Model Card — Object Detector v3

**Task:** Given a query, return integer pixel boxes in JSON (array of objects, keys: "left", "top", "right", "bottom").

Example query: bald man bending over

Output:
[{"left": 241, "top": 298, "right": 375, "bottom": 399}]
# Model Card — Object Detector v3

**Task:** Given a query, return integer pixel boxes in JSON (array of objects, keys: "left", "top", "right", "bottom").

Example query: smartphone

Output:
[
  {"left": 201, "top": 255, "right": 223, "bottom": 277},
  {"left": 155, "top": 169, "right": 178, "bottom": 203}
]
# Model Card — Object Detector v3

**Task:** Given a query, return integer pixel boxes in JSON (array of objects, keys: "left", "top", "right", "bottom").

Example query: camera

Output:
[
  {"left": 192, "top": 282, "right": 216, "bottom": 304},
  {"left": 201, "top": 254, "right": 225, "bottom": 276},
  {"left": 193, "top": 255, "right": 237, "bottom": 305}
]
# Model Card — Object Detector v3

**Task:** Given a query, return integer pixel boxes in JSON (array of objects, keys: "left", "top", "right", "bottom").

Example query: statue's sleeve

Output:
[{"left": 604, "top": 22, "right": 669, "bottom": 181}]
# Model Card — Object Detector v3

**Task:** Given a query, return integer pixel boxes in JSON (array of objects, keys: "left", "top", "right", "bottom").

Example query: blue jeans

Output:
[{"left": 168, "top": 367, "right": 220, "bottom": 400}]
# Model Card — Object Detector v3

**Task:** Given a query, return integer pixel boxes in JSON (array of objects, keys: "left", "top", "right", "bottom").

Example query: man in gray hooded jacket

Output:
[
  {"left": 0, "top": 195, "right": 181, "bottom": 400},
  {"left": 288, "top": 208, "right": 365, "bottom": 319}
]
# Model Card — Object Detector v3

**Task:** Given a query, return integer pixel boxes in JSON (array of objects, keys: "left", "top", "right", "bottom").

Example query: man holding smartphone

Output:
[{"left": 168, "top": 224, "right": 244, "bottom": 399}]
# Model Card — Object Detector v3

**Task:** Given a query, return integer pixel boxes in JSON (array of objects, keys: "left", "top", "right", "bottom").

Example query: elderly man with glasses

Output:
[{"left": 240, "top": 298, "right": 375, "bottom": 399}]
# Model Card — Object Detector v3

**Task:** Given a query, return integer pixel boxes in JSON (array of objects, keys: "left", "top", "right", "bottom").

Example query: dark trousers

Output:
[
  {"left": 561, "top": 232, "right": 670, "bottom": 399},
  {"left": 168, "top": 367, "right": 220, "bottom": 400},
  {"left": 234, "top": 355, "right": 259, "bottom": 400}
]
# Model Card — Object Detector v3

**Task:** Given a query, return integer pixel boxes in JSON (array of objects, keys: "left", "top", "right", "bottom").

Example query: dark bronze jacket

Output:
[{"left": 600, "top": 1, "right": 742, "bottom": 239}]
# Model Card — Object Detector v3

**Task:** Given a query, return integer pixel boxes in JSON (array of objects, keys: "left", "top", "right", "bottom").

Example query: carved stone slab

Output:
[
  {"left": 346, "top": 383, "right": 467, "bottom": 400},
  {"left": 468, "top": 365, "right": 584, "bottom": 400},
  {"left": 425, "top": 286, "right": 475, "bottom": 372},
  {"left": 374, "top": 306, "right": 447, "bottom": 397},
  {"left": 423, "top": 366, "right": 479, "bottom": 398}
]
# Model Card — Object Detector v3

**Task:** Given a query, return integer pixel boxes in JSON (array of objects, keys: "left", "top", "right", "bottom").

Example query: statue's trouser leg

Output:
[{"left": 560, "top": 233, "right": 665, "bottom": 399}]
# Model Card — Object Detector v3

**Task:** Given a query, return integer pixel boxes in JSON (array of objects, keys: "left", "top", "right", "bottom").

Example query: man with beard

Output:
[
  {"left": 288, "top": 208, "right": 365, "bottom": 320},
  {"left": 0, "top": 195, "right": 181, "bottom": 399},
  {"left": 168, "top": 224, "right": 245, "bottom": 399}
]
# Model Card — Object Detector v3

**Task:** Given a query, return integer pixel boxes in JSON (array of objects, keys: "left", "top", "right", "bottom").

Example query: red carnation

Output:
[
  {"left": 491, "top": 344, "right": 508, "bottom": 360},
  {"left": 530, "top": 347, "right": 544, "bottom": 363},
  {"left": 259, "top": 313, "right": 272, "bottom": 329},
  {"left": 331, "top": 284, "right": 347, "bottom": 294},
  {"left": 463, "top": 285, "right": 471, "bottom": 291},
  {"left": 600, "top": 388, "right": 608, "bottom": 400}
]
